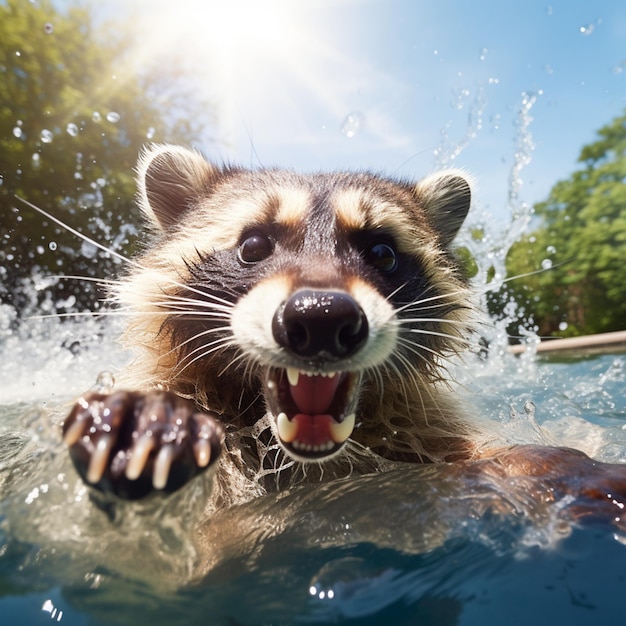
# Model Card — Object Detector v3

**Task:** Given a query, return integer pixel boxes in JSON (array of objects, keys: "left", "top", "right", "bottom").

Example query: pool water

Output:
[{"left": 1, "top": 310, "right": 625, "bottom": 624}]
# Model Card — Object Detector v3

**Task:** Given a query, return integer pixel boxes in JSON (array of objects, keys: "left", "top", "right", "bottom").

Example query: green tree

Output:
[
  {"left": 0, "top": 0, "right": 214, "bottom": 315},
  {"left": 499, "top": 109, "right": 626, "bottom": 337}
]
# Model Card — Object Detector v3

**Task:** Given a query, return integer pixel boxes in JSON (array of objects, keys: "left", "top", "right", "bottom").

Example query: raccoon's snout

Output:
[{"left": 272, "top": 289, "right": 369, "bottom": 361}]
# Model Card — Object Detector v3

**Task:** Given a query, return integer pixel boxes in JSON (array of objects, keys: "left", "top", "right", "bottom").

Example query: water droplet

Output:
[
  {"left": 66, "top": 122, "right": 79, "bottom": 136},
  {"left": 43, "top": 22, "right": 54, "bottom": 34},
  {"left": 40, "top": 129, "right": 53, "bottom": 143},
  {"left": 32, "top": 153, "right": 41, "bottom": 167},
  {"left": 558, "top": 321, "right": 568, "bottom": 331},
  {"left": 15, "top": 51, "right": 21, "bottom": 57},
  {"left": 12, "top": 126, "right": 23, "bottom": 138},
  {"left": 48, "top": 241, "right": 57, "bottom": 251},
  {"left": 541, "top": 258, "right": 553, "bottom": 270},
  {"left": 146, "top": 126, "right": 155, "bottom": 139},
  {"left": 546, "top": 245, "right": 556, "bottom": 254},
  {"left": 340, "top": 112, "right": 366, "bottom": 138},
  {"left": 106, "top": 111, "right": 120, "bottom": 123},
  {"left": 579, "top": 23, "right": 595, "bottom": 36},
  {"left": 450, "top": 88, "right": 471, "bottom": 110},
  {"left": 479, "top": 48, "right": 488, "bottom": 61},
  {"left": 92, "top": 111, "right": 102, "bottom": 122},
  {"left": 36, "top": 245, "right": 44, "bottom": 254},
  {"left": 95, "top": 371, "right": 115, "bottom": 393},
  {"left": 523, "top": 400, "right": 536, "bottom": 418}
]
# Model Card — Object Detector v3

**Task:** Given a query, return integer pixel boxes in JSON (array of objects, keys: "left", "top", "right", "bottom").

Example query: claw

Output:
[
  {"left": 63, "top": 418, "right": 87, "bottom": 446},
  {"left": 125, "top": 435, "right": 155, "bottom": 480},
  {"left": 87, "top": 434, "right": 113, "bottom": 484},
  {"left": 153, "top": 444, "right": 175, "bottom": 490},
  {"left": 193, "top": 439, "right": 211, "bottom": 468}
]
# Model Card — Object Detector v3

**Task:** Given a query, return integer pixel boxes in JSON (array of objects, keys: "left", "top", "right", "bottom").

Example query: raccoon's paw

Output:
[
  {"left": 486, "top": 445, "right": 626, "bottom": 530},
  {"left": 62, "top": 390, "right": 224, "bottom": 500}
]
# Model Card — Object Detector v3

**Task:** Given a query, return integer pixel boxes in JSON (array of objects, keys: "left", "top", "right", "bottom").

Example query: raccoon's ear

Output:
[
  {"left": 136, "top": 144, "right": 219, "bottom": 230},
  {"left": 413, "top": 171, "right": 472, "bottom": 247}
]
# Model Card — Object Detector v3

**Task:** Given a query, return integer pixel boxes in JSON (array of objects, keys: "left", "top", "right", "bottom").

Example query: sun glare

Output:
[
  {"left": 130, "top": 0, "right": 360, "bottom": 148},
  {"left": 202, "top": 0, "right": 298, "bottom": 59}
]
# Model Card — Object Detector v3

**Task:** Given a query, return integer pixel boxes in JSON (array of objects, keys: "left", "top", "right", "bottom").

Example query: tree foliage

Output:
[
  {"left": 0, "top": 0, "right": 213, "bottom": 314},
  {"left": 498, "top": 109, "right": 626, "bottom": 337}
]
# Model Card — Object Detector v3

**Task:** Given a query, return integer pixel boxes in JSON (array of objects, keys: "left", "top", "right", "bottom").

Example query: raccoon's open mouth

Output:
[{"left": 265, "top": 367, "right": 360, "bottom": 460}]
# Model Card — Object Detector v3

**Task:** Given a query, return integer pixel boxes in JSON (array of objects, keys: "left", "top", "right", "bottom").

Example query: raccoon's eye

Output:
[
  {"left": 364, "top": 242, "right": 398, "bottom": 273},
  {"left": 238, "top": 232, "right": 274, "bottom": 264}
]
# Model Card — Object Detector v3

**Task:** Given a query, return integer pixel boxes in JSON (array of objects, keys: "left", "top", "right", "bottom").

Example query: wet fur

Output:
[{"left": 107, "top": 144, "right": 486, "bottom": 506}]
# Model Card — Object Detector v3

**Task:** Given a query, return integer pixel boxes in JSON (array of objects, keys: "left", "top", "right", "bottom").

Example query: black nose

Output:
[{"left": 272, "top": 289, "right": 369, "bottom": 360}]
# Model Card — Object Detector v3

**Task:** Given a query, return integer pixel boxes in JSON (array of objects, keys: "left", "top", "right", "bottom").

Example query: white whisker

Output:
[
  {"left": 395, "top": 334, "right": 449, "bottom": 366},
  {"left": 405, "top": 327, "right": 470, "bottom": 344},
  {"left": 173, "top": 337, "right": 239, "bottom": 377},
  {"left": 398, "top": 316, "right": 469, "bottom": 327},
  {"left": 15, "top": 196, "right": 141, "bottom": 269}
]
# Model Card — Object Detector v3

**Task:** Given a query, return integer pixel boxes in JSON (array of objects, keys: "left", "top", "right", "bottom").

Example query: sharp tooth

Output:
[
  {"left": 276, "top": 411, "right": 298, "bottom": 443},
  {"left": 329, "top": 413, "right": 356, "bottom": 444},
  {"left": 286, "top": 367, "right": 300, "bottom": 387}
]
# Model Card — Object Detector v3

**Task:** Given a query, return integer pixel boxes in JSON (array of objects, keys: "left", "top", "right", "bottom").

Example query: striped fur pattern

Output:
[{"left": 113, "top": 144, "right": 483, "bottom": 503}]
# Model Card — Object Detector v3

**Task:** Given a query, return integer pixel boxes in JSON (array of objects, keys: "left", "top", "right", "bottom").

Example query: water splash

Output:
[
  {"left": 40, "top": 129, "right": 53, "bottom": 143},
  {"left": 433, "top": 84, "right": 488, "bottom": 166},
  {"left": 499, "top": 90, "right": 541, "bottom": 263},
  {"left": 579, "top": 23, "right": 595, "bottom": 36},
  {"left": 94, "top": 371, "right": 115, "bottom": 393},
  {"left": 340, "top": 112, "right": 366, "bottom": 138},
  {"left": 613, "top": 61, "right": 626, "bottom": 75}
]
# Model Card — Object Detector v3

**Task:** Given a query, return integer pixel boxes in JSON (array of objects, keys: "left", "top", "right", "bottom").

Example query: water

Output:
[
  {"left": 340, "top": 112, "right": 366, "bottom": 138},
  {"left": 1, "top": 93, "right": 625, "bottom": 626},
  {"left": 1, "top": 294, "right": 625, "bottom": 625}
]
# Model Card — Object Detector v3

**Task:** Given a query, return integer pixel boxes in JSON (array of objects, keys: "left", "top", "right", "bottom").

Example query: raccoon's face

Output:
[{"left": 127, "top": 145, "right": 472, "bottom": 463}]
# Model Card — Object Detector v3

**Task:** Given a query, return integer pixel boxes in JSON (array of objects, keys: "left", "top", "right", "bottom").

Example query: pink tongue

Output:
[
  {"left": 289, "top": 373, "right": 341, "bottom": 415},
  {"left": 292, "top": 414, "right": 333, "bottom": 445}
]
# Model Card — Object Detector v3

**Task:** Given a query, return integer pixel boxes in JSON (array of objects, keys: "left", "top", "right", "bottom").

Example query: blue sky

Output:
[{"left": 106, "top": 0, "right": 625, "bottom": 225}]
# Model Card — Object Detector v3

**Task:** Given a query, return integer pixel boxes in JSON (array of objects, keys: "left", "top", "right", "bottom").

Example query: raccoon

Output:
[{"left": 62, "top": 144, "right": 487, "bottom": 505}]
